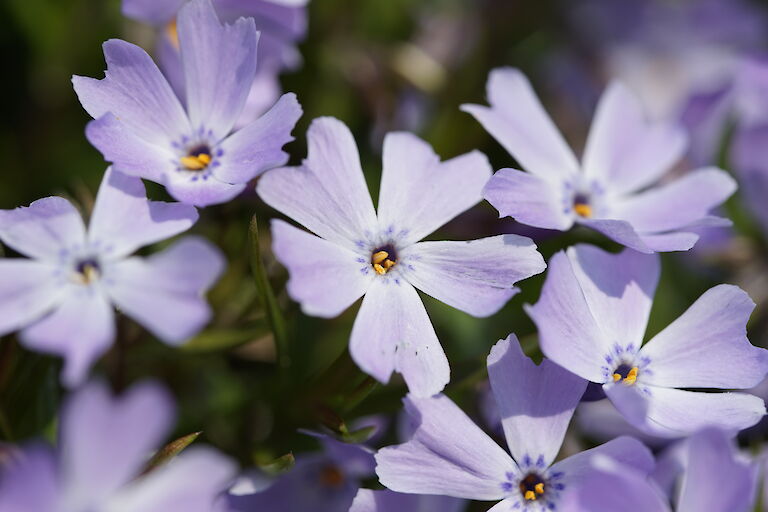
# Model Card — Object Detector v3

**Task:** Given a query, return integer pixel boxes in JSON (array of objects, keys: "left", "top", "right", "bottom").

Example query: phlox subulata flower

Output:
[
  {"left": 0, "top": 169, "right": 223, "bottom": 386},
  {"left": 73, "top": 0, "right": 302, "bottom": 207},
  {"left": 121, "top": 0, "right": 309, "bottom": 126},
  {"left": 375, "top": 335, "right": 653, "bottom": 511},
  {"left": 0, "top": 381, "right": 235, "bottom": 512},
  {"left": 463, "top": 68, "right": 735, "bottom": 253},
  {"left": 349, "top": 489, "right": 466, "bottom": 512},
  {"left": 562, "top": 428, "right": 758, "bottom": 512},
  {"left": 257, "top": 116, "right": 546, "bottom": 397},
  {"left": 227, "top": 432, "right": 375, "bottom": 512},
  {"left": 527, "top": 244, "right": 768, "bottom": 437}
]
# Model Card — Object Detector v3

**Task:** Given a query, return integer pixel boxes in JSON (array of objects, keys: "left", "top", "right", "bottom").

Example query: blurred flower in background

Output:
[
  {"left": 0, "top": 381, "right": 235, "bottom": 512},
  {"left": 122, "top": 0, "right": 310, "bottom": 126}
]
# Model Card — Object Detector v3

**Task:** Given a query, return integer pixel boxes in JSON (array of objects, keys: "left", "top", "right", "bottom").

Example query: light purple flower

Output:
[
  {"left": 227, "top": 433, "right": 374, "bottom": 512},
  {"left": 0, "top": 381, "right": 235, "bottom": 512},
  {"left": 375, "top": 335, "right": 654, "bottom": 510},
  {"left": 575, "top": 399, "right": 669, "bottom": 449},
  {"left": 527, "top": 244, "right": 768, "bottom": 437},
  {"left": 349, "top": 489, "right": 466, "bottom": 512},
  {"left": 667, "top": 428, "right": 758, "bottom": 512},
  {"left": 557, "top": 454, "right": 669, "bottom": 512},
  {"left": 462, "top": 68, "right": 736, "bottom": 253},
  {"left": 257, "top": 116, "right": 546, "bottom": 397},
  {"left": 563, "top": 428, "right": 758, "bottom": 512},
  {"left": 732, "top": 124, "right": 768, "bottom": 238},
  {"left": 122, "top": 0, "right": 308, "bottom": 126},
  {"left": 73, "top": 0, "right": 302, "bottom": 207},
  {"left": 0, "top": 168, "right": 223, "bottom": 386}
]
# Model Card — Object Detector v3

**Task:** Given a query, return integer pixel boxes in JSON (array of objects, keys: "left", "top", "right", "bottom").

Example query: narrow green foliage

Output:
[
  {"left": 142, "top": 431, "right": 201, "bottom": 475},
  {"left": 260, "top": 452, "right": 295, "bottom": 476},
  {"left": 248, "top": 216, "right": 290, "bottom": 369}
]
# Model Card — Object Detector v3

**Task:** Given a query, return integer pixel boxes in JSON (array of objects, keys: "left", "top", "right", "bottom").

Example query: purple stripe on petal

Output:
[
  {"left": 375, "top": 394, "right": 516, "bottom": 500},
  {"left": 404, "top": 235, "right": 544, "bottom": 317},
  {"left": 461, "top": 67, "right": 580, "bottom": 180},
  {"left": 177, "top": 0, "right": 258, "bottom": 140},
  {"left": 640, "top": 285, "right": 768, "bottom": 389},
  {"left": 487, "top": 335, "right": 586, "bottom": 468}
]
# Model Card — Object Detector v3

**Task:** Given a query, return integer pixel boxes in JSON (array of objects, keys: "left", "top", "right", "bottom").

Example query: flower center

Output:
[
  {"left": 573, "top": 192, "right": 592, "bottom": 218},
  {"left": 180, "top": 144, "right": 213, "bottom": 171},
  {"left": 612, "top": 363, "right": 639, "bottom": 385},
  {"left": 371, "top": 244, "right": 397, "bottom": 275},
  {"left": 519, "top": 472, "right": 546, "bottom": 501},
  {"left": 73, "top": 258, "right": 101, "bottom": 285},
  {"left": 318, "top": 464, "right": 345, "bottom": 488}
]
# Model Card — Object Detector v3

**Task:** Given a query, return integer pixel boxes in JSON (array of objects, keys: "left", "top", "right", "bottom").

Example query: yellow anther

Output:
[
  {"left": 372, "top": 251, "right": 389, "bottom": 264},
  {"left": 383, "top": 259, "right": 396, "bottom": 269},
  {"left": 373, "top": 263, "right": 386, "bottom": 275},
  {"left": 574, "top": 203, "right": 592, "bottom": 218},
  {"left": 83, "top": 264, "right": 99, "bottom": 283},
  {"left": 535, "top": 483, "right": 544, "bottom": 495},
  {"left": 165, "top": 19, "right": 180, "bottom": 49},
  {"left": 180, "top": 153, "right": 212, "bottom": 171},
  {"left": 524, "top": 490, "right": 536, "bottom": 501},
  {"left": 623, "top": 367, "right": 639, "bottom": 385},
  {"left": 613, "top": 373, "right": 621, "bottom": 382},
  {"left": 73, "top": 263, "right": 100, "bottom": 285}
]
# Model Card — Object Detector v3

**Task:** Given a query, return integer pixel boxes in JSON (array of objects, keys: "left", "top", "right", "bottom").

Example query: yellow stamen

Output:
[
  {"left": 574, "top": 203, "right": 592, "bottom": 218},
  {"left": 383, "top": 259, "right": 396, "bottom": 269},
  {"left": 613, "top": 366, "right": 639, "bottom": 385},
  {"left": 524, "top": 490, "right": 536, "bottom": 501},
  {"left": 372, "top": 251, "right": 389, "bottom": 264},
  {"left": 180, "top": 153, "right": 212, "bottom": 171},
  {"left": 535, "top": 483, "right": 544, "bottom": 495},
  {"left": 74, "top": 263, "right": 100, "bottom": 285},
  {"left": 373, "top": 263, "right": 386, "bottom": 275},
  {"left": 165, "top": 19, "right": 180, "bottom": 49}
]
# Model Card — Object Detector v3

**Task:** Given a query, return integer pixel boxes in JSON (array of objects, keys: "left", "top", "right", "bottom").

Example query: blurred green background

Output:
[{"left": 2, "top": 2, "right": 768, "bottom": 509}]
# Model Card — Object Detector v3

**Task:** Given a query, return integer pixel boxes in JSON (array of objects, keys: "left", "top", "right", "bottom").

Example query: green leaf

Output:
[
  {"left": 248, "top": 216, "right": 289, "bottom": 368},
  {"left": 181, "top": 323, "right": 271, "bottom": 353},
  {"left": 142, "top": 431, "right": 201, "bottom": 474},
  {"left": 339, "top": 425, "right": 377, "bottom": 444},
  {"left": 259, "top": 452, "right": 295, "bottom": 476}
]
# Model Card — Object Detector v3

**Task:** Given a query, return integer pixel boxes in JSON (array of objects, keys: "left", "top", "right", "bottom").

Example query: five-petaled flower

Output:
[
  {"left": 562, "top": 428, "right": 758, "bottom": 512},
  {"left": 0, "top": 168, "right": 224, "bottom": 386},
  {"left": 257, "top": 116, "right": 546, "bottom": 397},
  {"left": 463, "top": 67, "right": 736, "bottom": 253},
  {"left": 227, "top": 431, "right": 375, "bottom": 512},
  {"left": 121, "top": 0, "right": 309, "bottom": 127},
  {"left": 0, "top": 380, "right": 235, "bottom": 512},
  {"left": 375, "top": 335, "right": 654, "bottom": 511},
  {"left": 527, "top": 244, "right": 768, "bottom": 437},
  {"left": 73, "top": 0, "right": 303, "bottom": 207}
]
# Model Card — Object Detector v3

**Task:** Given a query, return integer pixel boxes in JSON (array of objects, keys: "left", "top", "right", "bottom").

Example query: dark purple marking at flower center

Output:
[
  {"left": 181, "top": 144, "right": 213, "bottom": 171},
  {"left": 74, "top": 258, "right": 101, "bottom": 284},
  {"left": 573, "top": 192, "right": 592, "bottom": 218},
  {"left": 519, "top": 472, "right": 546, "bottom": 501},
  {"left": 612, "top": 362, "right": 639, "bottom": 385}
]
